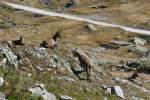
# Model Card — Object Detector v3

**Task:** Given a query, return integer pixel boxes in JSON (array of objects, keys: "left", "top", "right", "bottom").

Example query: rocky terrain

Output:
[{"left": 0, "top": 0, "right": 150, "bottom": 100}]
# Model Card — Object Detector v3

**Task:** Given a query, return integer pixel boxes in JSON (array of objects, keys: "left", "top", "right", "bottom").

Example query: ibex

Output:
[
  {"left": 71, "top": 48, "right": 94, "bottom": 81},
  {"left": 40, "top": 31, "right": 61, "bottom": 49}
]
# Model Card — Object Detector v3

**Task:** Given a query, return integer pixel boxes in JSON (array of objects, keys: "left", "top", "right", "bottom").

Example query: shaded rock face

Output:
[{"left": 28, "top": 84, "right": 56, "bottom": 100}]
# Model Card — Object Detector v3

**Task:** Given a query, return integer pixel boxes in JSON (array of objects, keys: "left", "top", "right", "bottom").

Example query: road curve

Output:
[{"left": 2, "top": 1, "right": 150, "bottom": 35}]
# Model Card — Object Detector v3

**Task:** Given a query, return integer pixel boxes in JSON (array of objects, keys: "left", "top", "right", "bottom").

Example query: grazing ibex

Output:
[
  {"left": 71, "top": 48, "right": 94, "bottom": 81},
  {"left": 40, "top": 31, "right": 61, "bottom": 49}
]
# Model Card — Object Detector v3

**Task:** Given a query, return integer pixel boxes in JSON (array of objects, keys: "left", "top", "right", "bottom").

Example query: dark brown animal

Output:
[
  {"left": 128, "top": 71, "right": 139, "bottom": 80},
  {"left": 72, "top": 48, "right": 94, "bottom": 81},
  {"left": 12, "top": 36, "right": 25, "bottom": 45},
  {"left": 40, "top": 31, "right": 61, "bottom": 49}
]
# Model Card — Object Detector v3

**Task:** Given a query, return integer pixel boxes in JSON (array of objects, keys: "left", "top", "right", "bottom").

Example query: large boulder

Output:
[{"left": 28, "top": 84, "right": 56, "bottom": 100}]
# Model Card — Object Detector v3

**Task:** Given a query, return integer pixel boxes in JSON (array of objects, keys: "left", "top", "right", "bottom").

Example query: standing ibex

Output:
[
  {"left": 71, "top": 48, "right": 94, "bottom": 81},
  {"left": 40, "top": 31, "right": 61, "bottom": 49}
]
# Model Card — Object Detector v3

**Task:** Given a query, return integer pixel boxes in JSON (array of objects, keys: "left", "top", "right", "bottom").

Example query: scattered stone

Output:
[
  {"left": 91, "top": 47, "right": 106, "bottom": 53},
  {"left": 111, "top": 40, "right": 132, "bottom": 46},
  {"left": 57, "top": 76, "right": 75, "bottom": 83},
  {"left": 137, "top": 20, "right": 150, "bottom": 30},
  {"left": 0, "top": 77, "right": 4, "bottom": 86},
  {"left": 0, "top": 52, "right": 7, "bottom": 67},
  {"left": 32, "top": 13, "right": 44, "bottom": 18},
  {"left": 28, "top": 84, "right": 56, "bottom": 100},
  {"left": 114, "top": 86, "right": 125, "bottom": 99},
  {"left": 102, "top": 85, "right": 125, "bottom": 99},
  {"left": 90, "top": 4, "right": 108, "bottom": 9},
  {"left": 35, "top": 66, "right": 44, "bottom": 71},
  {"left": 128, "top": 46, "right": 148, "bottom": 56},
  {"left": 40, "top": 0, "right": 51, "bottom": 5},
  {"left": 0, "top": 44, "right": 18, "bottom": 68},
  {"left": 100, "top": 43, "right": 120, "bottom": 49},
  {"left": 49, "top": 55, "right": 61, "bottom": 68},
  {"left": 0, "top": 92, "right": 6, "bottom": 100},
  {"left": 119, "top": 61, "right": 141, "bottom": 71},
  {"left": 129, "top": 38, "right": 147, "bottom": 46},
  {"left": 28, "top": 73, "right": 32, "bottom": 77},
  {"left": 25, "top": 47, "right": 48, "bottom": 59},
  {"left": 85, "top": 24, "right": 97, "bottom": 31},
  {"left": 132, "top": 96, "right": 144, "bottom": 100},
  {"left": 120, "top": 0, "right": 128, "bottom": 3},
  {"left": 60, "top": 95, "right": 73, "bottom": 100}
]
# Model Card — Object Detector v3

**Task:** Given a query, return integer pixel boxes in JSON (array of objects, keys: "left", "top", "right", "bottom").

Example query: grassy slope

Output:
[{"left": 0, "top": 1, "right": 150, "bottom": 100}]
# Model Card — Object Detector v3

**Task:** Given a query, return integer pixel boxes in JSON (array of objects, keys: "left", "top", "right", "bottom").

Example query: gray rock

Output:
[
  {"left": 135, "top": 46, "right": 148, "bottom": 53},
  {"left": 60, "top": 95, "right": 73, "bottom": 100},
  {"left": 120, "top": 0, "right": 128, "bottom": 3},
  {"left": 28, "top": 84, "right": 56, "bottom": 100},
  {"left": 42, "top": 91, "right": 56, "bottom": 100},
  {"left": 40, "top": 0, "right": 51, "bottom": 5},
  {"left": 114, "top": 86, "right": 125, "bottom": 99},
  {"left": 118, "top": 60, "right": 141, "bottom": 71},
  {"left": 111, "top": 41, "right": 132, "bottom": 46},
  {"left": 104, "top": 97, "right": 108, "bottom": 100},
  {"left": 102, "top": 85, "right": 125, "bottom": 99},
  {"left": 91, "top": 47, "right": 106, "bottom": 53},
  {"left": 0, "top": 44, "right": 18, "bottom": 68},
  {"left": 128, "top": 46, "right": 148, "bottom": 56},
  {"left": 137, "top": 20, "right": 150, "bottom": 30},
  {"left": 90, "top": 4, "right": 108, "bottom": 9},
  {"left": 100, "top": 43, "right": 120, "bottom": 49},
  {"left": 132, "top": 96, "right": 144, "bottom": 100},
  {"left": 0, "top": 77, "right": 4, "bottom": 86},
  {"left": 0, "top": 92, "right": 6, "bottom": 100},
  {"left": 85, "top": 24, "right": 97, "bottom": 31},
  {"left": 130, "top": 38, "right": 147, "bottom": 46},
  {"left": 57, "top": 76, "right": 75, "bottom": 83},
  {"left": 69, "top": 59, "right": 81, "bottom": 72},
  {"left": 49, "top": 55, "right": 61, "bottom": 68},
  {"left": 96, "top": 59, "right": 118, "bottom": 66},
  {"left": 0, "top": 54, "right": 7, "bottom": 66},
  {"left": 25, "top": 47, "right": 48, "bottom": 59}
]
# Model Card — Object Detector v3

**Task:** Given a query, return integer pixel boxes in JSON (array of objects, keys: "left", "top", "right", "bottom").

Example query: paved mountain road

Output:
[{"left": 2, "top": 1, "right": 150, "bottom": 35}]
